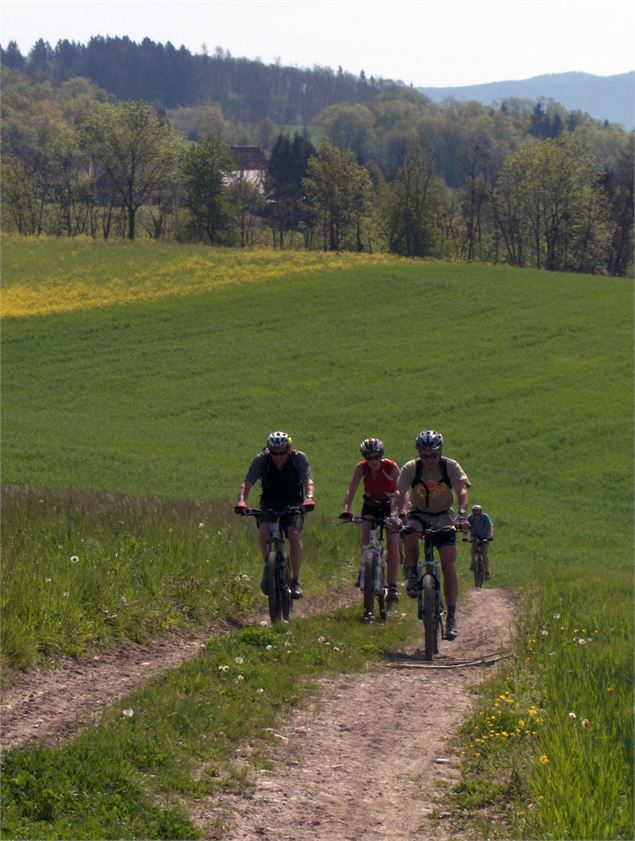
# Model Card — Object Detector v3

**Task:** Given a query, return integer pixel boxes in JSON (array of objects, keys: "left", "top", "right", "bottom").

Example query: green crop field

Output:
[{"left": 1, "top": 237, "right": 633, "bottom": 839}]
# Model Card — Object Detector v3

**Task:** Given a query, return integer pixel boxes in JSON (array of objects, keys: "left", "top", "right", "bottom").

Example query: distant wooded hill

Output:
[{"left": 418, "top": 72, "right": 635, "bottom": 129}]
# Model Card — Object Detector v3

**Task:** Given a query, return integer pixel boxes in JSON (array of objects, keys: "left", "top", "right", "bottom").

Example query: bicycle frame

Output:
[{"left": 343, "top": 515, "right": 389, "bottom": 621}]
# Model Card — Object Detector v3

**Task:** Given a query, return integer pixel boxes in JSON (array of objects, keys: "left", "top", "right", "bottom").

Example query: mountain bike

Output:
[
  {"left": 241, "top": 506, "right": 302, "bottom": 624},
  {"left": 463, "top": 536, "right": 489, "bottom": 588},
  {"left": 402, "top": 525, "right": 455, "bottom": 660},
  {"left": 343, "top": 514, "right": 394, "bottom": 622}
]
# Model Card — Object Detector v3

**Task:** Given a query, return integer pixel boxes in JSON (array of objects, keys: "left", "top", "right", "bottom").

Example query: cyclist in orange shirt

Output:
[{"left": 340, "top": 437, "right": 401, "bottom": 604}]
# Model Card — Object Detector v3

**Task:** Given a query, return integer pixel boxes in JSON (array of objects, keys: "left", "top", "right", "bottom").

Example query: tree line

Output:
[
  {"left": 1, "top": 56, "right": 632, "bottom": 276},
  {"left": 1, "top": 36, "right": 399, "bottom": 123}
]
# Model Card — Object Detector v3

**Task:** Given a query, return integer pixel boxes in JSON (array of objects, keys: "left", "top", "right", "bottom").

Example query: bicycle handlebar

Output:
[
  {"left": 341, "top": 514, "right": 401, "bottom": 527},
  {"left": 400, "top": 524, "right": 457, "bottom": 538},
  {"left": 240, "top": 505, "right": 304, "bottom": 518}
]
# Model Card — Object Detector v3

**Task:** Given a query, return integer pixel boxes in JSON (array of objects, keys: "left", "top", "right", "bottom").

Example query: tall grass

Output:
[{"left": 1, "top": 487, "right": 354, "bottom": 676}]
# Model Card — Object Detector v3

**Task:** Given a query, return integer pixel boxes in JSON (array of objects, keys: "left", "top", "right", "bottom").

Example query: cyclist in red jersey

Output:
[{"left": 339, "top": 437, "right": 401, "bottom": 604}]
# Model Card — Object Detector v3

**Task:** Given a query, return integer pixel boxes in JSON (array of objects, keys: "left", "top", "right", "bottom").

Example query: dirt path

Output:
[
  {"left": 191, "top": 587, "right": 519, "bottom": 841},
  {"left": 0, "top": 588, "right": 359, "bottom": 753}
]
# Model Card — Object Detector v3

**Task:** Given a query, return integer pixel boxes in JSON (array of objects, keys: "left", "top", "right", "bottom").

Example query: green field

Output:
[{"left": 1, "top": 238, "right": 633, "bottom": 839}]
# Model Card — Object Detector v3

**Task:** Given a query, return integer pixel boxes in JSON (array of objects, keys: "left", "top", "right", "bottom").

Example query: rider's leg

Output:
[
  {"left": 481, "top": 543, "right": 490, "bottom": 575},
  {"left": 287, "top": 527, "right": 304, "bottom": 581},
  {"left": 404, "top": 529, "right": 420, "bottom": 596},
  {"left": 258, "top": 522, "right": 273, "bottom": 560},
  {"left": 439, "top": 543, "right": 458, "bottom": 607},
  {"left": 386, "top": 529, "right": 400, "bottom": 587}
]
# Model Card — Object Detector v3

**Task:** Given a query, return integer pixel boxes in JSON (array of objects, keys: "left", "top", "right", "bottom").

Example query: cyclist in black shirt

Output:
[{"left": 235, "top": 431, "right": 316, "bottom": 598}]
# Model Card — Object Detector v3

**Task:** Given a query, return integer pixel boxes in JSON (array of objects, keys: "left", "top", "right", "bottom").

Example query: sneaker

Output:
[
  {"left": 445, "top": 614, "right": 458, "bottom": 640},
  {"left": 406, "top": 571, "right": 418, "bottom": 598},
  {"left": 387, "top": 585, "right": 399, "bottom": 604},
  {"left": 291, "top": 580, "right": 303, "bottom": 599}
]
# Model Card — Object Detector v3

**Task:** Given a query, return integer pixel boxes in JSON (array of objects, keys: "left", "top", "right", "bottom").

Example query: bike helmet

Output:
[
  {"left": 266, "top": 430, "right": 292, "bottom": 451},
  {"left": 472, "top": 505, "right": 482, "bottom": 515},
  {"left": 415, "top": 430, "right": 444, "bottom": 451},
  {"left": 360, "top": 437, "right": 384, "bottom": 457}
]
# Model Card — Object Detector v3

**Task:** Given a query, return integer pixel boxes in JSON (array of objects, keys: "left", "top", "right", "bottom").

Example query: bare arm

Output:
[
  {"left": 341, "top": 464, "right": 363, "bottom": 512},
  {"left": 236, "top": 480, "right": 254, "bottom": 506}
]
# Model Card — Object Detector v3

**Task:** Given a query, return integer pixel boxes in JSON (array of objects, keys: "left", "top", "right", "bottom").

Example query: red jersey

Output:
[{"left": 361, "top": 458, "right": 398, "bottom": 501}]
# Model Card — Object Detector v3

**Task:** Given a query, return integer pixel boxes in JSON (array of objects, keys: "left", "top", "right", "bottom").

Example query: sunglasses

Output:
[
  {"left": 270, "top": 450, "right": 289, "bottom": 456},
  {"left": 420, "top": 452, "right": 440, "bottom": 460},
  {"left": 365, "top": 454, "right": 381, "bottom": 461}
]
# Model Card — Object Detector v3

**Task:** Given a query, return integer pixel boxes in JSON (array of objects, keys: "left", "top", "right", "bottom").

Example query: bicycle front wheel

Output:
[
  {"left": 363, "top": 552, "right": 375, "bottom": 619},
  {"left": 422, "top": 573, "right": 438, "bottom": 661},
  {"left": 280, "top": 552, "right": 292, "bottom": 621},
  {"left": 473, "top": 548, "right": 485, "bottom": 588}
]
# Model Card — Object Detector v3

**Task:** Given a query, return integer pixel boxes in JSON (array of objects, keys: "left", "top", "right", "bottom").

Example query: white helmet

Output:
[
  {"left": 266, "top": 430, "right": 292, "bottom": 451},
  {"left": 472, "top": 505, "right": 482, "bottom": 515},
  {"left": 415, "top": 430, "right": 444, "bottom": 451}
]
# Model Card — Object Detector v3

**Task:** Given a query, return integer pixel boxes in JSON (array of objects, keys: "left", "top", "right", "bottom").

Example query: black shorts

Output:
[
  {"left": 406, "top": 511, "right": 457, "bottom": 547},
  {"left": 257, "top": 503, "right": 304, "bottom": 533},
  {"left": 361, "top": 499, "right": 391, "bottom": 522}
]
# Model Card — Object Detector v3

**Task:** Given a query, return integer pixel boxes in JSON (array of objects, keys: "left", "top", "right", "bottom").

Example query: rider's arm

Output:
[
  {"left": 455, "top": 481, "right": 469, "bottom": 516},
  {"left": 304, "top": 477, "right": 315, "bottom": 500},
  {"left": 392, "top": 487, "right": 409, "bottom": 517},
  {"left": 341, "top": 464, "right": 363, "bottom": 512},
  {"left": 236, "top": 479, "right": 254, "bottom": 506}
]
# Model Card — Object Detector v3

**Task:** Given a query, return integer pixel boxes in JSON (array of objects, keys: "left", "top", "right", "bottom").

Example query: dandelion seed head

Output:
[
  {"left": 569, "top": 712, "right": 577, "bottom": 720},
  {"left": 235, "top": 656, "right": 244, "bottom": 664},
  {"left": 122, "top": 708, "right": 134, "bottom": 718},
  {"left": 70, "top": 555, "right": 79, "bottom": 564},
  {"left": 581, "top": 719, "right": 590, "bottom": 728}
]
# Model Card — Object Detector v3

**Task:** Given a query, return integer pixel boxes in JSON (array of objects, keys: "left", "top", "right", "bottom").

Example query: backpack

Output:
[{"left": 411, "top": 456, "right": 451, "bottom": 489}]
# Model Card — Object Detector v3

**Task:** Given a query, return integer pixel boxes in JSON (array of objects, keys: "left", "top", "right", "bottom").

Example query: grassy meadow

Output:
[{"left": 1, "top": 235, "right": 633, "bottom": 839}]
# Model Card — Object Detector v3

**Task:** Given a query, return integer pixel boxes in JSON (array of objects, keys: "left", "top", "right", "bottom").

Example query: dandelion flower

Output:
[
  {"left": 122, "top": 708, "right": 134, "bottom": 718},
  {"left": 538, "top": 755, "right": 549, "bottom": 764}
]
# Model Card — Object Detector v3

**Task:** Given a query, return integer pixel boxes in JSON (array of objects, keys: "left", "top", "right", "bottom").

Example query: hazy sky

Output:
[{"left": 2, "top": 0, "right": 633, "bottom": 88}]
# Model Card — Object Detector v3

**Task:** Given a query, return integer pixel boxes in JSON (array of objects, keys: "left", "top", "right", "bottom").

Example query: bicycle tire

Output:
[
  {"left": 378, "top": 554, "right": 387, "bottom": 619},
  {"left": 422, "top": 573, "right": 437, "bottom": 661},
  {"left": 266, "top": 553, "right": 280, "bottom": 623},
  {"left": 473, "top": 547, "right": 484, "bottom": 588},
  {"left": 280, "top": 551, "right": 292, "bottom": 621},
  {"left": 363, "top": 553, "right": 375, "bottom": 619}
]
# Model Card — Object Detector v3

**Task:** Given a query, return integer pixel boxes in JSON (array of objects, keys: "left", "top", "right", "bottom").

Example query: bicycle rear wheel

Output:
[
  {"left": 266, "top": 553, "right": 280, "bottom": 623},
  {"left": 363, "top": 553, "right": 375, "bottom": 619},
  {"left": 422, "top": 573, "right": 438, "bottom": 661}
]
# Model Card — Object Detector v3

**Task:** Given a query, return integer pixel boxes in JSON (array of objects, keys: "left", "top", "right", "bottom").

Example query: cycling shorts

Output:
[
  {"left": 361, "top": 499, "right": 392, "bottom": 521},
  {"left": 405, "top": 510, "right": 457, "bottom": 546},
  {"left": 256, "top": 505, "right": 304, "bottom": 533}
]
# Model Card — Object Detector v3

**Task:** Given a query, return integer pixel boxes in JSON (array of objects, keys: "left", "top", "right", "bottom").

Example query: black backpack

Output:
[{"left": 411, "top": 456, "right": 451, "bottom": 489}]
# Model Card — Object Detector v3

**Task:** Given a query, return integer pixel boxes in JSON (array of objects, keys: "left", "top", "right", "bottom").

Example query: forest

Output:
[{"left": 1, "top": 37, "right": 633, "bottom": 275}]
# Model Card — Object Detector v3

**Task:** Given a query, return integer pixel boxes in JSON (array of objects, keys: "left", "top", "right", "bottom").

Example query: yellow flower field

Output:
[{"left": 1, "top": 239, "right": 405, "bottom": 319}]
